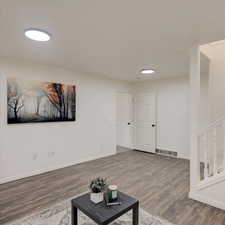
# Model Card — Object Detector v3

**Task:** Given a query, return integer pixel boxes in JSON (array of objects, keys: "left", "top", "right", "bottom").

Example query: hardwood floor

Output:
[{"left": 1, "top": 151, "right": 225, "bottom": 225}]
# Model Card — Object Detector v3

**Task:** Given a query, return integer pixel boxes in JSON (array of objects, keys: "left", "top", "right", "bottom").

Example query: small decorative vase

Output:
[{"left": 90, "top": 192, "right": 104, "bottom": 204}]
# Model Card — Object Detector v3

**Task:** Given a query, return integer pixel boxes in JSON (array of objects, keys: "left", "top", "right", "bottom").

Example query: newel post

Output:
[{"left": 189, "top": 46, "right": 201, "bottom": 190}]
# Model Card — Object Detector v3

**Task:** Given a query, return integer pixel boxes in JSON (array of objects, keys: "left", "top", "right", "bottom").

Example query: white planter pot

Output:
[{"left": 90, "top": 192, "right": 104, "bottom": 204}]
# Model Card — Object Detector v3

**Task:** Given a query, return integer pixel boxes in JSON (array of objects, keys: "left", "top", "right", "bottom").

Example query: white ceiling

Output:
[{"left": 1, "top": 0, "right": 225, "bottom": 81}]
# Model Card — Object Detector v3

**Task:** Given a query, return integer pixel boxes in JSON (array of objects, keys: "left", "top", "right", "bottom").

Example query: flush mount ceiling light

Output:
[
  {"left": 24, "top": 29, "right": 51, "bottom": 42},
  {"left": 140, "top": 69, "right": 155, "bottom": 74}
]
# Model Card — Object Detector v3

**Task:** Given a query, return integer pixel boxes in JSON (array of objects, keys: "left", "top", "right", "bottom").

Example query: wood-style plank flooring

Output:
[{"left": 1, "top": 151, "right": 225, "bottom": 225}]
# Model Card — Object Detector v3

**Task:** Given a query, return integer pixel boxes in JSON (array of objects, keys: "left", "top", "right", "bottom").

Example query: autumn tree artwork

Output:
[{"left": 7, "top": 78, "right": 76, "bottom": 124}]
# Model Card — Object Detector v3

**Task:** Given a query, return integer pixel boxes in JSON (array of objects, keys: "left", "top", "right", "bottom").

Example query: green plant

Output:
[{"left": 89, "top": 177, "right": 107, "bottom": 193}]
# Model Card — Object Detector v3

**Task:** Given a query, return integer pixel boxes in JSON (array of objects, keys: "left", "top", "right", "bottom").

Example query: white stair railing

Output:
[{"left": 198, "top": 116, "right": 225, "bottom": 182}]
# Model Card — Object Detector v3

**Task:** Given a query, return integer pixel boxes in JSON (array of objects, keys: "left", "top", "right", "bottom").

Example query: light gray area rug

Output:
[{"left": 6, "top": 199, "right": 174, "bottom": 225}]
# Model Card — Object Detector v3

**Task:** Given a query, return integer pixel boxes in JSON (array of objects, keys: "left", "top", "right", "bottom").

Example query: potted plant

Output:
[{"left": 89, "top": 177, "right": 107, "bottom": 204}]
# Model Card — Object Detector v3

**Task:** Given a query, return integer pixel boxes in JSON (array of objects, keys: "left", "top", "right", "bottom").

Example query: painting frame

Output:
[{"left": 7, "top": 78, "right": 76, "bottom": 124}]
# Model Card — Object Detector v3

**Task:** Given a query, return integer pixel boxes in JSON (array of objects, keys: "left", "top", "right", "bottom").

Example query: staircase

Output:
[
  {"left": 190, "top": 116, "right": 225, "bottom": 210},
  {"left": 189, "top": 45, "right": 225, "bottom": 210},
  {"left": 198, "top": 116, "right": 225, "bottom": 181}
]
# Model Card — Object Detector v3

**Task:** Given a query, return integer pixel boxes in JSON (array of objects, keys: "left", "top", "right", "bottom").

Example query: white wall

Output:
[
  {"left": 0, "top": 58, "right": 131, "bottom": 183},
  {"left": 201, "top": 42, "right": 225, "bottom": 122},
  {"left": 0, "top": 58, "right": 191, "bottom": 183},
  {"left": 199, "top": 53, "right": 210, "bottom": 130},
  {"left": 132, "top": 76, "right": 190, "bottom": 159}
]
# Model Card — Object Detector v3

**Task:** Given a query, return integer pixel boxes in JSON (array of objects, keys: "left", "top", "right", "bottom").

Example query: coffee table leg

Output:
[
  {"left": 133, "top": 202, "right": 139, "bottom": 225},
  {"left": 71, "top": 205, "right": 78, "bottom": 225}
]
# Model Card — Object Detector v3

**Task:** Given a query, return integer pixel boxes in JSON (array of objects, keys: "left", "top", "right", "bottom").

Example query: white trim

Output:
[
  {"left": 189, "top": 191, "right": 225, "bottom": 211},
  {"left": 198, "top": 114, "right": 225, "bottom": 135},
  {"left": 0, "top": 152, "right": 115, "bottom": 184},
  {"left": 197, "top": 171, "right": 225, "bottom": 190}
]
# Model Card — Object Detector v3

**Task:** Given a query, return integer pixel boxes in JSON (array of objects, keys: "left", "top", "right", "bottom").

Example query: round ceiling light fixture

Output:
[
  {"left": 24, "top": 29, "right": 51, "bottom": 42},
  {"left": 140, "top": 69, "right": 155, "bottom": 74}
]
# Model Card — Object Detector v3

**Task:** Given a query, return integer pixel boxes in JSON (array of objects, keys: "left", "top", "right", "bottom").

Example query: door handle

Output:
[
  {"left": 128, "top": 122, "right": 131, "bottom": 125},
  {"left": 152, "top": 124, "right": 156, "bottom": 127}
]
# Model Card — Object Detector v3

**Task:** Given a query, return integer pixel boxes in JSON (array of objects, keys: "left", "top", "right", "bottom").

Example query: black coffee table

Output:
[{"left": 71, "top": 191, "right": 139, "bottom": 225}]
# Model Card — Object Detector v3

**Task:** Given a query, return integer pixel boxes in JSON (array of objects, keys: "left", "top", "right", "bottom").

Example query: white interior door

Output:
[
  {"left": 116, "top": 93, "right": 133, "bottom": 148},
  {"left": 134, "top": 93, "right": 156, "bottom": 153}
]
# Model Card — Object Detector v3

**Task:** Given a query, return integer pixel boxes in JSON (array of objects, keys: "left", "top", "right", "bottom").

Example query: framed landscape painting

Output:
[{"left": 7, "top": 78, "right": 76, "bottom": 124}]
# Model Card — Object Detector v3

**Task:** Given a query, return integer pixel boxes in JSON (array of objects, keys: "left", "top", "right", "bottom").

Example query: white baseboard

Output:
[
  {"left": 189, "top": 191, "right": 225, "bottom": 211},
  {"left": 0, "top": 152, "right": 115, "bottom": 184}
]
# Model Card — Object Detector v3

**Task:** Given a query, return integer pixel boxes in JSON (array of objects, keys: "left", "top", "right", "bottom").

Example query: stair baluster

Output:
[
  {"left": 213, "top": 128, "right": 217, "bottom": 176},
  {"left": 203, "top": 133, "right": 208, "bottom": 179}
]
